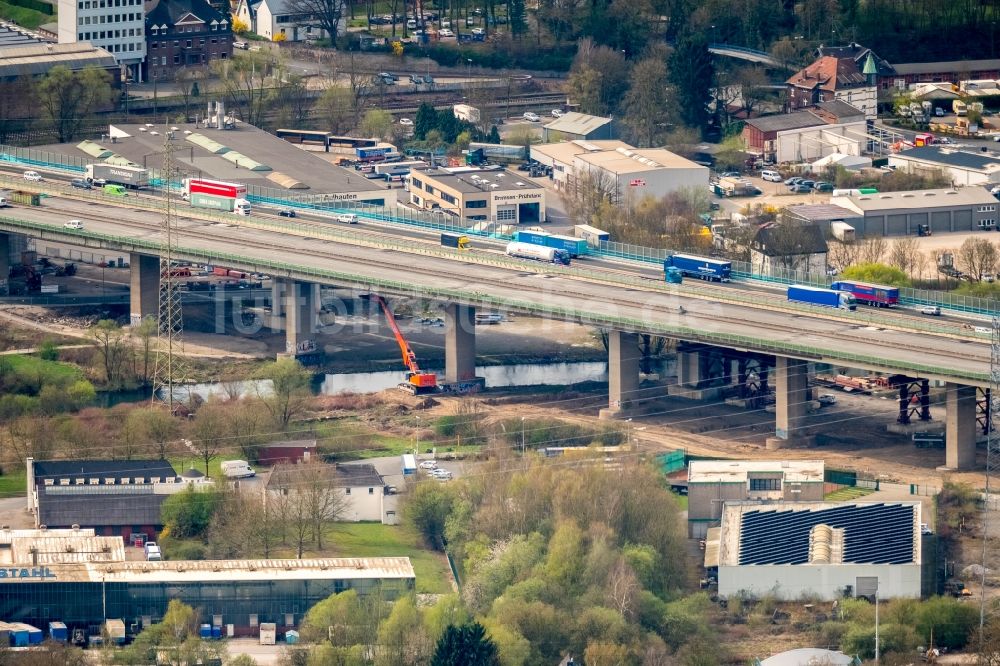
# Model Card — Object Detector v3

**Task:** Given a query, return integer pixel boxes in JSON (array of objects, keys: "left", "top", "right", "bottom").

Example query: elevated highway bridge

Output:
[{"left": 0, "top": 185, "right": 991, "bottom": 470}]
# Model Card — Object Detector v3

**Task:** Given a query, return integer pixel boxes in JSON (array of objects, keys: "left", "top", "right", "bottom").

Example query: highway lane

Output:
[{"left": 3, "top": 198, "right": 991, "bottom": 383}]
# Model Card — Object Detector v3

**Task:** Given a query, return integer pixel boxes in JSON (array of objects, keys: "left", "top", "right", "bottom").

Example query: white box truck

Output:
[
  {"left": 221, "top": 460, "right": 255, "bottom": 479},
  {"left": 259, "top": 623, "right": 276, "bottom": 645},
  {"left": 830, "top": 221, "right": 856, "bottom": 242}
]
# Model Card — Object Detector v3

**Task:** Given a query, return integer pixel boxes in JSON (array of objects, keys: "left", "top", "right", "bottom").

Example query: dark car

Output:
[
  {"left": 516, "top": 162, "right": 533, "bottom": 171},
  {"left": 70, "top": 179, "right": 92, "bottom": 190},
  {"left": 719, "top": 171, "right": 741, "bottom": 178},
  {"left": 814, "top": 181, "right": 834, "bottom": 192},
  {"left": 410, "top": 74, "right": 423, "bottom": 84},
  {"left": 798, "top": 180, "right": 816, "bottom": 189},
  {"left": 278, "top": 209, "right": 297, "bottom": 218},
  {"left": 784, "top": 176, "right": 802, "bottom": 186},
  {"left": 423, "top": 74, "right": 434, "bottom": 84},
  {"left": 789, "top": 184, "right": 812, "bottom": 193}
]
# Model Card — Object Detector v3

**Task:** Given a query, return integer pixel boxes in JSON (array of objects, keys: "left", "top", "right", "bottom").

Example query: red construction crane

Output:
[{"left": 374, "top": 294, "right": 438, "bottom": 394}]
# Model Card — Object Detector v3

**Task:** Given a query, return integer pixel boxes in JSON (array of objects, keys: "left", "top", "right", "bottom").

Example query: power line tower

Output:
[
  {"left": 980, "top": 300, "right": 1000, "bottom": 643},
  {"left": 151, "top": 131, "right": 189, "bottom": 411}
]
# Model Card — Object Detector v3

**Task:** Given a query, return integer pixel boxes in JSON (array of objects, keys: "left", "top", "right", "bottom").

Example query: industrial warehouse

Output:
[
  {"left": 407, "top": 168, "right": 546, "bottom": 223},
  {"left": 34, "top": 117, "right": 396, "bottom": 209},
  {"left": 0, "top": 528, "right": 414, "bottom": 641}
]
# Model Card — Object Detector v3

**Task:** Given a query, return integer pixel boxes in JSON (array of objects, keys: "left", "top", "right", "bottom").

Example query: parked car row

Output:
[
  {"left": 418, "top": 460, "right": 453, "bottom": 480},
  {"left": 784, "top": 177, "right": 833, "bottom": 193},
  {"left": 376, "top": 72, "right": 434, "bottom": 85}
]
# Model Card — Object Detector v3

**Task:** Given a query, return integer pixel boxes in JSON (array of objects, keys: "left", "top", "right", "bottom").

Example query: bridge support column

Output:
[
  {"left": 444, "top": 304, "right": 481, "bottom": 388},
  {"left": 945, "top": 383, "right": 977, "bottom": 471},
  {"left": 771, "top": 357, "right": 809, "bottom": 444},
  {"left": 600, "top": 331, "right": 641, "bottom": 420},
  {"left": 270, "top": 278, "right": 286, "bottom": 327},
  {"left": 283, "top": 280, "right": 318, "bottom": 357},
  {"left": 129, "top": 253, "right": 159, "bottom": 326},
  {"left": 677, "top": 350, "right": 704, "bottom": 388},
  {"left": 0, "top": 233, "right": 9, "bottom": 295}
]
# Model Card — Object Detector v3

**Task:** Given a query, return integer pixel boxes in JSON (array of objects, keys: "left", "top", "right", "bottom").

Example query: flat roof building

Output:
[
  {"left": 711, "top": 501, "right": 922, "bottom": 600},
  {"left": 889, "top": 146, "right": 1000, "bottom": 187},
  {"left": 742, "top": 103, "right": 867, "bottom": 164},
  {"left": 407, "top": 168, "right": 545, "bottom": 224},
  {"left": 0, "top": 535, "right": 415, "bottom": 638},
  {"left": 687, "top": 460, "right": 825, "bottom": 537},
  {"left": 530, "top": 140, "right": 708, "bottom": 202},
  {"left": 831, "top": 187, "right": 1000, "bottom": 235},
  {"left": 36, "top": 121, "right": 396, "bottom": 208},
  {"left": 542, "top": 112, "right": 616, "bottom": 142}
]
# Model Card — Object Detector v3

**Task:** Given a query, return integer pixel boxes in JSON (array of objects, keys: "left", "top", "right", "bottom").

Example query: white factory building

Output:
[
  {"left": 708, "top": 501, "right": 922, "bottom": 601},
  {"left": 530, "top": 140, "right": 709, "bottom": 202}
]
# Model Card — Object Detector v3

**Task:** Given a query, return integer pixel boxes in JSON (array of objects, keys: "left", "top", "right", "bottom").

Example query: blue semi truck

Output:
[
  {"left": 787, "top": 285, "right": 857, "bottom": 310},
  {"left": 663, "top": 254, "right": 732, "bottom": 282},
  {"left": 514, "top": 231, "right": 588, "bottom": 258}
]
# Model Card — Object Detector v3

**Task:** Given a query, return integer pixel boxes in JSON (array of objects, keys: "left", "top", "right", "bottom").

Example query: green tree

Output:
[
  {"left": 414, "top": 101, "right": 439, "bottom": 140},
  {"left": 915, "top": 596, "right": 978, "bottom": 649},
  {"left": 317, "top": 86, "right": 356, "bottom": 135},
  {"left": 565, "top": 40, "right": 630, "bottom": 116},
  {"left": 404, "top": 480, "right": 455, "bottom": 549},
  {"left": 431, "top": 623, "right": 500, "bottom": 666},
  {"left": 131, "top": 316, "right": 157, "bottom": 386},
  {"left": 376, "top": 595, "right": 430, "bottom": 666},
  {"left": 360, "top": 108, "right": 394, "bottom": 140},
  {"left": 89, "top": 319, "right": 131, "bottom": 387},
  {"left": 161, "top": 486, "right": 221, "bottom": 539},
  {"left": 668, "top": 33, "right": 714, "bottom": 134},
  {"left": 256, "top": 358, "right": 313, "bottom": 429},
  {"left": 37, "top": 338, "right": 59, "bottom": 361},
  {"left": 161, "top": 599, "right": 198, "bottom": 643},
  {"left": 487, "top": 126, "right": 501, "bottom": 143},
  {"left": 839, "top": 262, "right": 911, "bottom": 286},
  {"left": 37, "top": 65, "right": 114, "bottom": 142}
]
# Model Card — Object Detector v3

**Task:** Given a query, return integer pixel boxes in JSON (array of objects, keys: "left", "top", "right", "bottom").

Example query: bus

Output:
[{"left": 574, "top": 224, "right": 610, "bottom": 248}]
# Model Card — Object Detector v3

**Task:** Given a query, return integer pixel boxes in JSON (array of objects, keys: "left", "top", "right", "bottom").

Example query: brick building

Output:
[
  {"left": 143, "top": 0, "right": 231, "bottom": 83},
  {"left": 787, "top": 54, "right": 878, "bottom": 119}
]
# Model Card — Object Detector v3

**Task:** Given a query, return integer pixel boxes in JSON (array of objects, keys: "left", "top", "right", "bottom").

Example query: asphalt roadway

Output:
[{"left": 0, "top": 192, "right": 991, "bottom": 385}]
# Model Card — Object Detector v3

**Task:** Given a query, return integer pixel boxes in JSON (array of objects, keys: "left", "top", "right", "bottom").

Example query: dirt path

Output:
[
  {"left": 0, "top": 307, "right": 268, "bottom": 359},
  {"left": 426, "top": 390, "right": 988, "bottom": 491}
]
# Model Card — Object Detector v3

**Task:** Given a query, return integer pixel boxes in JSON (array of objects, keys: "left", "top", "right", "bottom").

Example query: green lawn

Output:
[
  {"left": 168, "top": 454, "right": 225, "bottom": 478},
  {"left": 326, "top": 523, "right": 453, "bottom": 594},
  {"left": 0, "top": 469, "right": 27, "bottom": 498},
  {"left": 670, "top": 492, "right": 688, "bottom": 510},
  {"left": 824, "top": 486, "right": 875, "bottom": 501},
  {"left": 0, "top": 0, "right": 53, "bottom": 29},
  {"left": 3, "top": 353, "right": 83, "bottom": 383}
]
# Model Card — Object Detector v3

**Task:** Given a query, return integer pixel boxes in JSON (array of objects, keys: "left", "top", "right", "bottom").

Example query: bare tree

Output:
[
  {"left": 887, "top": 236, "right": 923, "bottom": 277},
  {"left": 267, "top": 461, "right": 346, "bottom": 556},
  {"left": 957, "top": 236, "right": 999, "bottom": 281},
  {"left": 89, "top": 319, "right": 132, "bottom": 387},
  {"left": 857, "top": 235, "right": 888, "bottom": 264},
  {"left": 286, "top": 0, "right": 348, "bottom": 46},
  {"left": 563, "top": 168, "right": 619, "bottom": 226},
  {"left": 827, "top": 239, "right": 861, "bottom": 271}
]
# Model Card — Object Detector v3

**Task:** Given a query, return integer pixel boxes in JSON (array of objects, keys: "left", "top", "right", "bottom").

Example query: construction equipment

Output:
[{"left": 374, "top": 295, "right": 438, "bottom": 394}]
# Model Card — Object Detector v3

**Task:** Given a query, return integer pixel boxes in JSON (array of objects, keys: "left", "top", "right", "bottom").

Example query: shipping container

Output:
[
  {"left": 85, "top": 164, "right": 148, "bottom": 188},
  {"left": 830, "top": 280, "right": 899, "bottom": 307},
  {"left": 48, "top": 622, "right": 68, "bottom": 642},
  {"left": 183, "top": 177, "right": 246, "bottom": 199},
  {"left": 513, "top": 230, "right": 587, "bottom": 257},
  {"left": 441, "top": 232, "right": 470, "bottom": 249},
  {"left": 830, "top": 221, "right": 856, "bottom": 242},
  {"left": 573, "top": 224, "right": 610, "bottom": 248},
  {"left": 663, "top": 254, "right": 732, "bottom": 282},
  {"left": 787, "top": 284, "right": 856, "bottom": 310},
  {"left": 402, "top": 454, "right": 416, "bottom": 475},
  {"left": 191, "top": 192, "right": 237, "bottom": 212}
]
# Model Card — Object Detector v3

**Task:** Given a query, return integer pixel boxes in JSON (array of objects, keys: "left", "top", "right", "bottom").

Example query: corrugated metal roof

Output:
[
  {"left": 77, "top": 140, "right": 115, "bottom": 159},
  {"left": 543, "top": 112, "right": 613, "bottom": 136},
  {"left": 892, "top": 146, "right": 1000, "bottom": 172},
  {"left": 834, "top": 186, "right": 998, "bottom": 212},
  {"left": 892, "top": 59, "right": 1000, "bottom": 75},
  {"left": 267, "top": 172, "right": 307, "bottom": 189},
  {"left": 745, "top": 111, "right": 826, "bottom": 133},
  {"left": 0, "top": 42, "right": 117, "bottom": 77},
  {"left": 0, "top": 557, "right": 416, "bottom": 583},
  {"left": 10, "top": 536, "right": 125, "bottom": 565}
]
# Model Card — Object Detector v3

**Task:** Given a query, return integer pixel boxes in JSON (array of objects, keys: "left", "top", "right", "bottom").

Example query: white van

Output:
[
  {"left": 221, "top": 460, "right": 256, "bottom": 479},
  {"left": 831, "top": 188, "right": 862, "bottom": 197},
  {"left": 335, "top": 213, "right": 359, "bottom": 224},
  {"left": 761, "top": 169, "right": 782, "bottom": 182},
  {"left": 0, "top": 196, "right": 8, "bottom": 208}
]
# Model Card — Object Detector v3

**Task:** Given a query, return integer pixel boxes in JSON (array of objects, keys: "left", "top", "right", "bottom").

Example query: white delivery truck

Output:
[{"left": 221, "top": 460, "right": 256, "bottom": 479}]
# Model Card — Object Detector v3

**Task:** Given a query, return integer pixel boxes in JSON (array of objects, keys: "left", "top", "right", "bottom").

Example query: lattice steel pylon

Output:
[
  {"left": 150, "top": 133, "right": 189, "bottom": 411},
  {"left": 980, "top": 300, "right": 1000, "bottom": 645}
]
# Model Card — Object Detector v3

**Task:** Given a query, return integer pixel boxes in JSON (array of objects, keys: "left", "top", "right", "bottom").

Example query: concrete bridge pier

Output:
[
  {"left": 675, "top": 343, "right": 738, "bottom": 399},
  {"left": 270, "top": 279, "right": 286, "bottom": 331},
  {"left": 767, "top": 356, "right": 810, "bottom": 448},
  {"left": 600, "top": 330, "right": 642, "bottom": 420},
  {"left": 443, "top": 303, "right": 483, "bottom": 390},
  {"left": 282, "top": 279, "right": 320, "bottom": 358},
  {"left": 944, "top": 383, "right": 978, "bottom": 471},
  {"left": 129, "top": 253, "right": 160, "bottom": 326}
]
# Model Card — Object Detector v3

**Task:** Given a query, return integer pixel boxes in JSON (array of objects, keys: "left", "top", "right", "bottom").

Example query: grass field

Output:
[
  {"left": 824, "top": 486, "right": 875, "bottom": 501},
  {"left": 168, "top": 455, "right": 225, "bottom": 478},
  {"left": 0, "top": 0, "right": 53, "bottom": 29},
  {"left": 3, "top": 354, "right": 83, "bottom": 383},
  {"left": 0, "top": 469, "right": 27, "bottom": 498},
  {"left": 326, "top": 523, "right": 453, "bottom": 594}
]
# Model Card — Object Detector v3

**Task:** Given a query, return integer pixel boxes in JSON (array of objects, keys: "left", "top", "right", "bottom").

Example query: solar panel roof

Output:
[{"left": 738, "top": 503, "right": 915, "bottom": 565}]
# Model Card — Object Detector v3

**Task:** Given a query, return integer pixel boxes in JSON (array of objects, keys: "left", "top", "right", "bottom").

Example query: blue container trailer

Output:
[
  {"left": 513, "top": 231, "right": 588, "bottom": 258},
  {"left": 663, "top": 254, "right": 732, "bottom": 282},
  {"left": 787, "top": 285, "right": 856, "bottom": 310}
]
